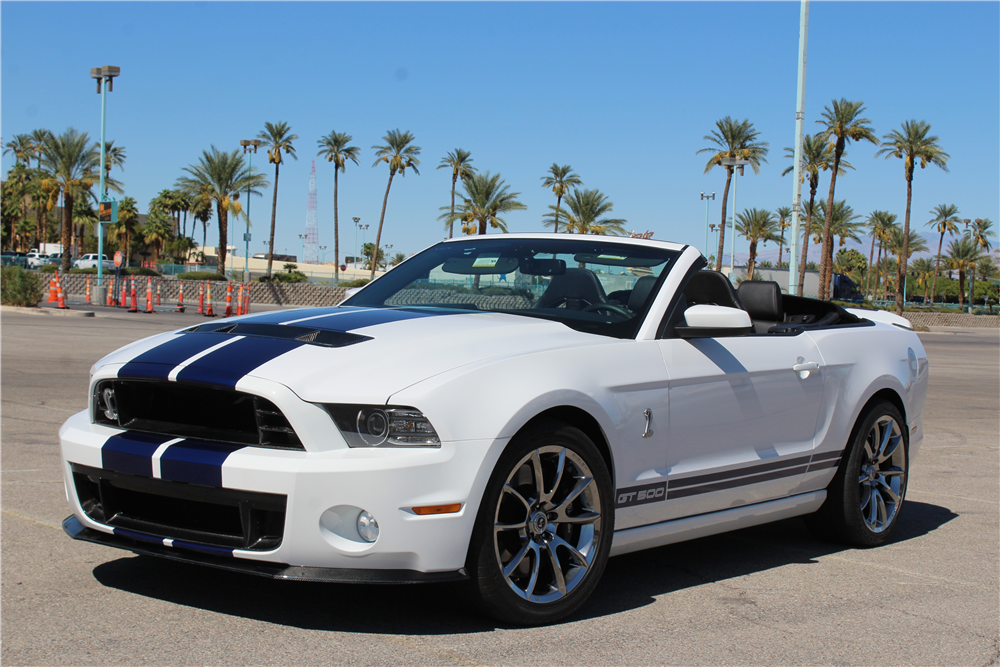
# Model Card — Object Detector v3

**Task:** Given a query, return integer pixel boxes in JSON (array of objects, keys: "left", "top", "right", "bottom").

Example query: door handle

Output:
[{"left": 792, "top": 361, "right": 820, "bottom": 372}]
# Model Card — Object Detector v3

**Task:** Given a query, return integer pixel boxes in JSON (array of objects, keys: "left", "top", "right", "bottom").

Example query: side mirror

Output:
[{"left": 675, "top": 304, "right": 752, "bottom": 338}]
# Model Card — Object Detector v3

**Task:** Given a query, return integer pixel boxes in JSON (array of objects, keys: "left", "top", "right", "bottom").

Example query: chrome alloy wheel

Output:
[
  {"left": 493, "top": 445, "right": 602, "bottom": 604},
  {"left": 858, "top": 415, "right": 907, "bottom": 533}
]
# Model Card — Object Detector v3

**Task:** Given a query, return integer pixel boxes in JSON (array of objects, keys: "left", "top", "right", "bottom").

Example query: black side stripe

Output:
[
  {"left": 667, "top": 465, "right": 809, "bottom": 499},
  {"left": 806, "top": 458, "right": 841, "bottom": 472},
  {"left": 669, "top": 455, "right": 813, "bottom": 489},
  {"left": 811, "top": 450, "right": 844, "bottom": 462}
]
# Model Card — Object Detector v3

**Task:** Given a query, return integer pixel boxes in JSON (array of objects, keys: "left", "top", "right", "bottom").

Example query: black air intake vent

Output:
[{"left": 94, "top": 380, "right": 304, "bottom": 450}]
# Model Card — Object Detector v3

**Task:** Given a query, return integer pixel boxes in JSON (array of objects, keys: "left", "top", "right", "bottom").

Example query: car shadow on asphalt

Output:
[{"left": 91, "top": 500, "right": 956, "bottom": 633}]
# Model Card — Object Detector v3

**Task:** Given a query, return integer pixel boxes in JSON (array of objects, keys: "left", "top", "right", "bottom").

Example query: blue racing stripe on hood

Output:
[
  {"left": 102, "top": 432, "right": 175, "bottom": 477},
  {"left": 118, "top": 333, "right": 235, "bottom": 380},
  {"left": 174, "top": 336, "right": 303, "bottom": 389},
  {"left": 300, "top": 307, "right": 460, "bottom": 331},
  {"left": 158, "top": 439, "right": 245, "bottom": 487},
  {"left": 238, "top": 307, "right": 368, "bottom": 325}
]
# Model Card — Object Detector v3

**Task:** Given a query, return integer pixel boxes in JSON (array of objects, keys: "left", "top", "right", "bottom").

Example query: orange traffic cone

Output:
[
  {"left": 48, "top": 273, "right": 58, "bottom": 303},
  {"left": 55, "top": 274, "right": 68, "bottom": 309},
  {"left": 243, "top": 282, "right": 251, "bottom": 314},
  {"left": 128, "top": 275, "right": 138, "bottom": 313},
  {"left": 204, "top": 282, "right": 215, "bottom": 317},
  {"left": 224, "top": 282, "right": 233, "bottom": 318},
  {"left": 156, "top": 279, "right": 162, "bottom": 306},
  {"left": 177, "top": 281, "right": 185, "bottom": 312},
  {"left": 107, "top": 280, "right": 115, "bottom": 306},
  {"left": 236, "top": 282, "right": 244, "bottom": 317},
  {"left": 145, "top": 276, "right": 154, "bottom": 313},
  {"left": 197, "top": 281, "right": 204, "bottom": 314},
  {"left": 85, "top": 277, "right": 92, "bottom": 304},
  {"left": 120, "top": 279, "right": 127, "bottom": 309}
]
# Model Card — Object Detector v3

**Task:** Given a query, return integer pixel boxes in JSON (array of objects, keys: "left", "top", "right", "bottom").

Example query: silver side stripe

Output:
[
  {"left": 150, "top": 439, "right": 185, "bottom": 478},
  {"left": 167, "top": 336, "right": 244, "bottom": 382}
]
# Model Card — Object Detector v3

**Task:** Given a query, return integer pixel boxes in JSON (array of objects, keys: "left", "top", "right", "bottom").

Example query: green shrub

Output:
[
  {"left": 270, "top": 271, "right": 308, "bottom": 284},
  {"left": 38, "top": 264, "right": 59, "bottom": 273},
  {"left": 177, "top": 271, "right": 228, "bottom": 281},
  {"left": 340, "top": 278, "right": 371, "bottom": 288},
  {"left": 1, "top": 266, "right": 45, "bottom": 306}
]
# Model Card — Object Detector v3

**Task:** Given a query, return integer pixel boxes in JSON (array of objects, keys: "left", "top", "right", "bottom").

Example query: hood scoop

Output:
[{"left": 182, "top": 322, "right": 372, "bottom": 348}]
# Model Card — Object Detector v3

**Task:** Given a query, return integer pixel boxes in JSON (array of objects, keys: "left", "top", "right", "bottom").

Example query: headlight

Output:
[{"left": 323, "top": 405, "right": 441, "bottom": 448}]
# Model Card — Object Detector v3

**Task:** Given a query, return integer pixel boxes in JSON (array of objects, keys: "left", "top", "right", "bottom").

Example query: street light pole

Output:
[
  {"left": 721, "top": 158, "right": 750, "bottom": 278},
  {"left": 91, "top": 65, "right": 119, "bottom": 289},
  {"left": 701, "top": 192, "right": 715, "bottom": 257},
  {"left": 353, "top": 217, "right": 361, "bottom": 270},
  {"left": 240, "top": 139, "right": 261, "bottom": 279},
  {"left": 298, "top": 234, "right": 305, "bottom": 264}
]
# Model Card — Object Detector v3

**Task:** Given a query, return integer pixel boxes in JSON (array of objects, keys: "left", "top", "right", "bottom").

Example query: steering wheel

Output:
[{"left": 582, "top": 303, "right": 632, "bottom": 318}]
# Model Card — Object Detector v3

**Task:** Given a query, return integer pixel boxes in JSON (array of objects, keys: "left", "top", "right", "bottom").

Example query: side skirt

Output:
[{"left": 609, "top": 491, "right": 826, "bottom": 557}]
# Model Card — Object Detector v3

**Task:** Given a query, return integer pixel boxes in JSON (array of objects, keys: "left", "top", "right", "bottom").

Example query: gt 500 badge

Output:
[{"left": 615, "top": 482, "right": 667, "bottom": 508}]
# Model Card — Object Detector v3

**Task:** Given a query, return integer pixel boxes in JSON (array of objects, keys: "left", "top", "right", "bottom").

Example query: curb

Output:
[{"left": 1, "top": 305, "right": 95, "bottom": 317}]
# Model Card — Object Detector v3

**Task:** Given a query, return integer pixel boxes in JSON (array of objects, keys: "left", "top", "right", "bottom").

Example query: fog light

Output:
[{"left": 357, "top": 510, "right": 379, "bottom": 543}]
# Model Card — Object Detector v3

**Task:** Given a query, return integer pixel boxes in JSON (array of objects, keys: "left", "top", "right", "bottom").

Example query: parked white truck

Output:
[{"left": 73, "top": 254, "right": 115, "bottom": 271}]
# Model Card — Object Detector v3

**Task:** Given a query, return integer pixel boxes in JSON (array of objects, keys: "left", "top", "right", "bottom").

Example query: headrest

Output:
[
  {"left": 683, "top": 271, "right": 744, "bottom": 310},
  {"left": 737, "top": 281, "right": 784, "bottom": 321},
  {"left": 628, "top": 276, "right": 658, "bottom": 311}
]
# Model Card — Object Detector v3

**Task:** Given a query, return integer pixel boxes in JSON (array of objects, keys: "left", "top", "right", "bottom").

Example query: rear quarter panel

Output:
[{"left": 805, "top": 322, "right": 928, "bottom": 463}]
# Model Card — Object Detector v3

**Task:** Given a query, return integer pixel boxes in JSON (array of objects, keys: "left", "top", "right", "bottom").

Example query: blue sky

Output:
[{"left": 2, "top": 1, "right": 997, "bottom": 266}]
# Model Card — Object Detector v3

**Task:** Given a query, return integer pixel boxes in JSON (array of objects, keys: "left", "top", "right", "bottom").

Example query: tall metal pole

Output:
[
  {"left": 97, "top": 76, "right": 108, "bottom": 287},
  {"left": 730, "top": 170, "right": 738, "bottom": 274},
  {"left": 245, "top": 149, "right": 251, "bottom": 277},
  {"left": 701, "top": 192, "right": 715, "bottom": 257},
  {"left": 789, "top": 0, "right": 809, "bottom": 295},
  {"left": 353, "top": 217, "right": 360, "bottom": 270}
]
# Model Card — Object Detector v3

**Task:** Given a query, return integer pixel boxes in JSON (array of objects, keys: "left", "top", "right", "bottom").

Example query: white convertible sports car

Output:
[{"left": 60, "top": 233, "right": 928, "bottom": 624}]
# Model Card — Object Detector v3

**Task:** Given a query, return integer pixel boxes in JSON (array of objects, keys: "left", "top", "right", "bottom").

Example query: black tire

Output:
[
  {"left": 463, "top": 420, "right": 614, "bottom": 625},
  {"left": 808, "top": 400, "right": 909, "bottom": 547}
]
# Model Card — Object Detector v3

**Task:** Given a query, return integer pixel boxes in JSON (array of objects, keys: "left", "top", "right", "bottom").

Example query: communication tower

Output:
[{"left": 303, "top": 161, "right": 319, "bottom": 264}]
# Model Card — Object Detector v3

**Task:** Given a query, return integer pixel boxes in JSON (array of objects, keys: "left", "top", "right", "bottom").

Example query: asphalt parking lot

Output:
[{"left": 2, "top": 308, "right": 997, "bottom": 666}]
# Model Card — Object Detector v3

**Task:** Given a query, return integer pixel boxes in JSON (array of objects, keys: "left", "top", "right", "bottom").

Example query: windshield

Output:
[{"left": 344, "top": 237, "right": 681, "bottom": 338}]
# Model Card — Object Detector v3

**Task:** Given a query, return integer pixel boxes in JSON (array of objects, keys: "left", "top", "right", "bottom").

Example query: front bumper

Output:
[
  {"left": 63, "top": 515, "right": 466, "bottom": 583},
  {"left": 60, "top": 410, "right": 505, "bottom": 575}
]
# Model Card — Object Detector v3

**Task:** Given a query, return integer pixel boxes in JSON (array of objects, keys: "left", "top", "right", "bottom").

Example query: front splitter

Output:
[{"left": 63, "top": 515, "right": 467, "bottom": 584}]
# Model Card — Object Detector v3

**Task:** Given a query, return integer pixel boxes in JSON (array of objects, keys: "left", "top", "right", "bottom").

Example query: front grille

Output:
[
  {"left": 72, "top": 464, "right": 286, "bottom": 551},
  {"left": 94, "top": 380, "right": 303, "bottom": 450}
]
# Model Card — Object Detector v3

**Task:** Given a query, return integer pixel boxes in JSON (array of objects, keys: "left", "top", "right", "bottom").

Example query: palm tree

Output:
[
  {"left": 946, "top": 238, "right": 983, "bottom": 309},
  {"left": 815, "top": 99, "right": 878, "bottom": 299},
  {"left": 142, "top": 208, "right": 173, "bottom": 263},
  {"left": 865, "top": 211, "right": 898, "bottom": 299},
  {"left": 109, "top": 196, "right": 139, "bottom": 266},
  {"left": 540, "top": 164, "right": 582, "bottom": 234},
  {"left": 101, "top": 140, "right": 127, "bottom": 195},
  {"left": 256, "top": 121, "right": 298, "bottom": 278},
  {"left": 437, "top": 149, "right": 477, "bottom": 239},
  {"left": 962, "top": 218, "right": 995, "bottom": 307},
  {"left": 924, "top": 204, "right": 961, "bottom": 304},
  {"left": 908, "top": 257, "right": 937, "bottom": 302},
  {"left": 176, "top": 146, "right": 268, "bottom": 275},
  {"left": 29, "top": 129, "right": 53, "bottom": 169},
  {"left": 548, "top": 188, "right": 626, "bottom": 236},
  {"left": 782, "top": 133, "right": 850, "bottom": 296},
  {"left": 317, "top": 131, "right": 360, "bottom": 285},
  {"left": 390, "top": 252, "right": 407, "bottom": 267},
  {"left": 811, "top": 200, "right": 862, "bottom": 286},
  {"left": 37, "top": 128, "right": 103, "bottom": 271},
  {"left": 3, "top": 134, "right": 34, "bottom": 166},
  {"left": 698, "top": 117, "right": 769, "bottom": 271},
  {"left": 449, "top": 172, "right": 527, "bottom": 235},
  {"left": 189, "top": 185, "right": 214, "bottom": 261},
  {"left": 371, "top": 129, "right": 421, "bottom": 279},
  {"left": 875, "top": 120, "right": 949, "bottom": 314},
  {"left": 736, "top": 208, "right": 783, "bottom": 279},
  {"left": 774, "top": 206, "right": 791, "bottom": 267}
]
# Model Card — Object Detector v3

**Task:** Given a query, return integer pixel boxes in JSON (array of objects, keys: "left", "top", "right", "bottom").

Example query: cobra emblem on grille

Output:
[{"left": 102, "top": 387, "right": 118, "bottom": 421}]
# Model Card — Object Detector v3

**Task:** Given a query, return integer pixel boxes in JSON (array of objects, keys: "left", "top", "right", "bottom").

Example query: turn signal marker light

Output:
[{"left": 412, "top": 504, "right": 462, "bottom": 516}]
